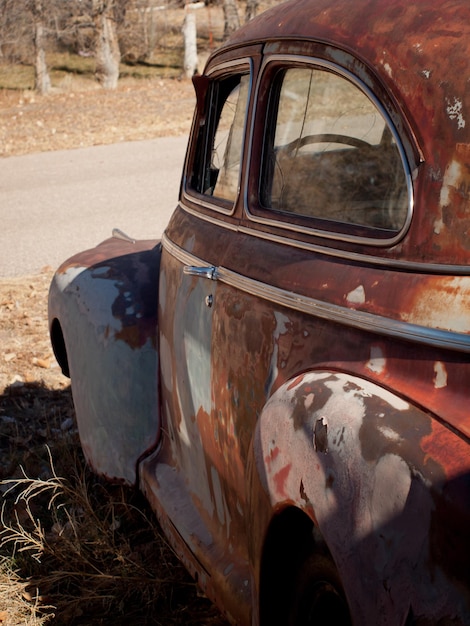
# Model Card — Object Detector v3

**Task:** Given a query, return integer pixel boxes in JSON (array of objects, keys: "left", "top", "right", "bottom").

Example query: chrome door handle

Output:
[{"left": 183, "top": 265, "right": 219, "bottom": 280}]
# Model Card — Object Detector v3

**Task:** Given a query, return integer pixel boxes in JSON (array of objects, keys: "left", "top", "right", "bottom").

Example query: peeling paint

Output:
[
  {"left": 257, "top": 371, "right": 470, "bottom": 623},
  {"left": 313, "top": 417, "right": 328, "bottom": 453},
  {"left": 440, "top": 160, "right": 462, "bottom": 208},
  {"left": 403, "top": 277, "right": 470, "bottom": 333},
  {"left": 366, "top": 345, "right": 386, "bottom": 375},
  {"left": 446, "top": 97, "right": 466, "bottom": 130},
  {"left": 433, "top": 361, "right": 447, "bottom": 389},
  {"left": 346, "top": 284, "right": 365, "bottom": 305},
  {"left": 266, "top": 311, "right": 290, "bottom": 396},
  {"left": 49, "top": 239, "right": 161, "bottom": 484}
]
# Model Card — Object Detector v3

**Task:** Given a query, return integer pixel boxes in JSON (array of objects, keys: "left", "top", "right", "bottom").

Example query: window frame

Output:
[
  {"left": 245, "top": 55, "right": 414, "bottom": 247},
  {"left": 182, "top": 58, "right": 253, "bottom": 217}
]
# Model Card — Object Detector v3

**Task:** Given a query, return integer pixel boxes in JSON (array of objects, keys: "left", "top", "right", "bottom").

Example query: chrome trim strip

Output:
[
  {"left": 205, "top": 58, "right": 251, "bottom": 78},
  {"left": 178, "top": 201, "right": 239, "bottom": 231},
  {"left": 162, "top": 232, "right": 207, "bottom": 268},
  {"left": 244, "top": 54, "right": 414, "bottom": 247},
  {"left": 181, "top": 189, "right": 235, "bottom": 215},
  {"left": 162, "top": 233, "right": 470, "bottom": 353},
  {"left": 216, "top": 267, "right": 470, "bottom": 353},
  {"left": 178, "top": 202, "right": 470, "bottom": 275},
  {"left": 236, "top": 224, "right": 470, "bottom": 276}
]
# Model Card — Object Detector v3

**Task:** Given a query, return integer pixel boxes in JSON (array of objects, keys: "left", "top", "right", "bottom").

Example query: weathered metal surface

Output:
[
  {"left": 49, "top": 1, "right": 470, "bottom": 624},
  {"left": 49, "top": 236, "right": 161, "bottom": 484},
  {"left": 255, "top": 371, "right": 470, "bottom": 624},
  {"left": 140, "top": 220, "right": 252, "bottom": 624}
]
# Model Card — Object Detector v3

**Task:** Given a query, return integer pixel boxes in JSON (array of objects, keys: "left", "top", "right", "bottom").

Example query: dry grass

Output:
[
  {"left": 0, "top": 557, "right": 48, "bottom": 626},
  {"left": 0, "top": 396, "right": 228, "bottom": 625}
]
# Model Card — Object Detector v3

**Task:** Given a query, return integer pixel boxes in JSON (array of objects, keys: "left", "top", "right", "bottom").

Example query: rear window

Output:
[{"left": 190, "top": 72, "right": 250, "bottom": 207}]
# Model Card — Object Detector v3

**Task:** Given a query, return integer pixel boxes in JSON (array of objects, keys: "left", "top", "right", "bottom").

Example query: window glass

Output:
[
  {"left": 261, "top": 67, "right": 408, "bottom": 231},
  {"left": 192, "top": 73, "right": 249, "bottom": 204}
]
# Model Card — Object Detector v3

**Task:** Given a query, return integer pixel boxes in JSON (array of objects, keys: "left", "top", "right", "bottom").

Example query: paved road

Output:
[{"left": 0, "top": 136, "right": 188, "bottom": 277}]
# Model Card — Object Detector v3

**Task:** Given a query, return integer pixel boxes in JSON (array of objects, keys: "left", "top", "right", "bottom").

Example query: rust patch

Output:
[
  {"left": 313, "top": 417, "right": 328, "bottom": 454},
  {"left": 273, "top": 464, "right": 292, "bottom": 499},
  {"left": 287, "top": 374, "right": 305, "bottom": 390},
  {"left": 264, "top": 445, "right": 280, "bottom": 469}
]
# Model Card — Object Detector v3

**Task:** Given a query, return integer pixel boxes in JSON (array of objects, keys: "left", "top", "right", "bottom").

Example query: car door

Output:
[{"left": 139, "top": 51, "right": 260, "bottom": 623}]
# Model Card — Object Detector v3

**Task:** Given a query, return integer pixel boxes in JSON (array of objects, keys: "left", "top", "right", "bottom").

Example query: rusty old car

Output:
[{"left": 48, "top": 0, "right": 470, "bottom": 623}]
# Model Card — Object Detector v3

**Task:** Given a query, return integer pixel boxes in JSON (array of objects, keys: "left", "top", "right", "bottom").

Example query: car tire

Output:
[{"left": 287, "top": 552, "right": 352, "bottom": 626}]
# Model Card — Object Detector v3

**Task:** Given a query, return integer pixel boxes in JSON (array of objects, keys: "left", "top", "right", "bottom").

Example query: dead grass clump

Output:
[
  {"left": 0, "top": 438, "right": 226, "bottom": 625},
  {"left": 0, "top": 557, "right": 50, "bottom": 626}
]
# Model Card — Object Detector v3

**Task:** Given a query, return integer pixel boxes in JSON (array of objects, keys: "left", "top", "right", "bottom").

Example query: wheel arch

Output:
[
  {"left": 249, "top": 369, "right": 470, "bottom": 625},
  {"left": 258, "top": 506, "right": 328, "bottom": 624},
  {"left": 49, "top": 317, "right": 70, "bottom": 377}
]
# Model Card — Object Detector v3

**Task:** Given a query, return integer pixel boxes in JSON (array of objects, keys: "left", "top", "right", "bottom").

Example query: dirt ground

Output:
[
  {"left": 0, "top": 76, "right": 195, "bottom": 157},
  {"left": 0, "top": 270, "right": 70, "bottom": 482},
  {"left": 0, "top": 79, "right": 231, "bottom": 625}
]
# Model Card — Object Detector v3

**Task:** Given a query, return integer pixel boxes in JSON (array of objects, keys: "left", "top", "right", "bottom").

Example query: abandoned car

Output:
[{"left": 49, "top": 0, "right": 470, "bottom": 623}]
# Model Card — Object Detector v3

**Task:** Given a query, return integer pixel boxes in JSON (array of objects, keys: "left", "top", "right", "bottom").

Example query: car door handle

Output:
[{"left": 183, "top": 265, "right": 219, "bottom": 280}]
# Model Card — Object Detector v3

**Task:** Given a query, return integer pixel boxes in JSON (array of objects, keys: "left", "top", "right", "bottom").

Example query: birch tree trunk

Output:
[
  {"left": 183, "top": 2, "right": 204, "bottom": 78},
  {"left": 245, "top": 0, "right": 259, "bottom": 22},
  {"left": 93, "top": 0, "right": 120, "bottom": 89},
  {"left": 32, "top": 0, "right": 51, "bottom": 95},
  {"left": 183, "top": 8, "right": 197, "bottom": 79},
  {"left": 223, "top": 0, "right": 240, "bottom": 39}
]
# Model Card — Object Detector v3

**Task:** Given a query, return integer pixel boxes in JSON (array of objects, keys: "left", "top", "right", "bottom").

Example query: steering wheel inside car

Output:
[{"left": 279, "top": 133, "right": 372, "bottom": 153}]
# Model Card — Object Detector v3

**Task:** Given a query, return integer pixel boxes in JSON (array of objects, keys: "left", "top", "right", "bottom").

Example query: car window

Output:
[
  {"left": 260, "top": 67, "right": 409, "bottom": 231},
  {"left": 191, "top": 72, "right": 250, "bottom": 205}
]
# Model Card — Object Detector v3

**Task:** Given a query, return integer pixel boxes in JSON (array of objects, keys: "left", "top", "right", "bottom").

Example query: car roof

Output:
[
  {"left": 213, "top": 0, "right": 470, "bottom": 266},
  {"left": 222, "top": 0, "right": 470, "bottom": 148}
]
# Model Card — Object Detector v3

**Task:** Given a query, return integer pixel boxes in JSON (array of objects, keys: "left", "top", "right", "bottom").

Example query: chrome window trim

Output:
[
  {"left": 181, "top": 57, "right": 253, "bottom": 217},
  {"left": 235, "top": 223, "right": 470, "bottom": 275},
  {"left": 244, "top": 54, "right": 414, "bottom": 247},
  {"left": 163, "top": 233, "right": 470, "bottom": 354},
  {"left": 177, "top": 201, "right": 239, "bottom": 231},
  {"left": 178, "top": 200, "right": 470, "bottom": 276}
]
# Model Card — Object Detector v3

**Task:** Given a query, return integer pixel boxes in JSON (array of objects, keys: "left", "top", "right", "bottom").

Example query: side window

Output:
[
  {"left": 261, "top": 67, "right": 409, "bottom": 231},
  {"left": 191, "top": 73, "right": 250, "bottom": 205}
]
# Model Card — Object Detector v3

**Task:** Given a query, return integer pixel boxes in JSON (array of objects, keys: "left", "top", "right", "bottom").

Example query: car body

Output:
[{"left": 49, "top": 0, "right": 470, "bottom": 623}]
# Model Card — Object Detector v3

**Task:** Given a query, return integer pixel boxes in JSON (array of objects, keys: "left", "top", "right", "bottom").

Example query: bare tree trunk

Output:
[
  {"left": 223, "top": 0, "right": 240, "bottom": 39},
  {"left": 32, "top": 0, "right": 51, "bottom": 94},
  {"left": 93, "top": 0, "right": 120, "bottom": 89},
  {"left": 183, "top": 3, "right": 203, "bottom": 78},
  {"left": 182, "top": 10, "right": 196, "bottom": 78},
  {"left": 245, "top": 0, "right": 259, "bottom": 22}
]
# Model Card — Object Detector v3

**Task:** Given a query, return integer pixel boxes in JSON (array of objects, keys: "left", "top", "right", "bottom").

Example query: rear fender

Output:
[
  {"left": 48, "top": 238, "right": 161, "bottom": 484},
  {"left": 253, "top": 371, "right": 470, "bottom": 624}
]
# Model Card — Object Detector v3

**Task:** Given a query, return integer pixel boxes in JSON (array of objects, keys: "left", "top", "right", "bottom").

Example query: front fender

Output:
[
  {"left": 254, "top": 371, "right": 470, "bottom": 625},
  {"left": 48, "top": 237, "right": 162, "bottom": 485}
]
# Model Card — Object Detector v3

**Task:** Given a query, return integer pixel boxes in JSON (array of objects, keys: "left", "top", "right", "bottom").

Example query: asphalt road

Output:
[{"left": 0, "top": 135, "right": 188, "bottom": 277}]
